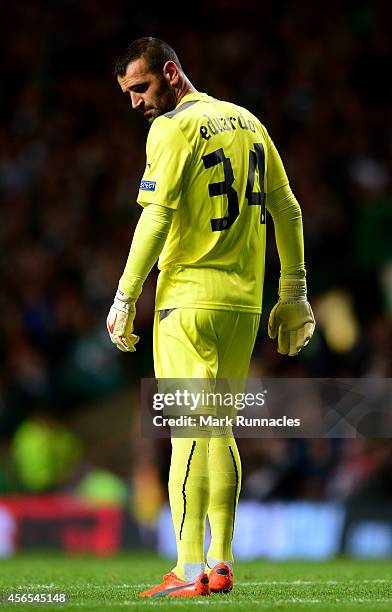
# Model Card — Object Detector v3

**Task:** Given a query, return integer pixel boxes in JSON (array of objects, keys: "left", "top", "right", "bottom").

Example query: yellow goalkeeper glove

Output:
[
  {"left": 268, "top": 278, "right": 315, "bottom": 356},
  {"left": 106, "top": 288, "right": 139, "bottom": 353}
]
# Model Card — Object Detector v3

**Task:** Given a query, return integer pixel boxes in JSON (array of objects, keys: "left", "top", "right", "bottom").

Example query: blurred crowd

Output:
[{"left": 0, "top": 1, "right": 391, "bottom": 507}]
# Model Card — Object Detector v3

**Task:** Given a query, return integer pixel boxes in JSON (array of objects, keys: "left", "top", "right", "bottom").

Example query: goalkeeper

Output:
[{"left": 107, "top": 37, "right": 315, "bottom": 598}]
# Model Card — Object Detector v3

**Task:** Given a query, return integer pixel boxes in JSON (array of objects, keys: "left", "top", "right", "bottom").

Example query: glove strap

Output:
[
  {"left": 114, "top": 287, "right": 136, "bottom": 312},
  {"left": 279, "top": 277, "right": 307, "bottom": 301}
]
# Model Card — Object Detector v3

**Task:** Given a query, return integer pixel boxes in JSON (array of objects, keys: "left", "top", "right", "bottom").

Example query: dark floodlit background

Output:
[{"left": 0, "top": 1, "right": 391, "bottom": 559}]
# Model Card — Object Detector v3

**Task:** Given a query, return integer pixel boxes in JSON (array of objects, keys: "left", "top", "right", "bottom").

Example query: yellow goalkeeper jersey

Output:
[{"left": 137, "top": 92, "right": 289, "bottom": 313}]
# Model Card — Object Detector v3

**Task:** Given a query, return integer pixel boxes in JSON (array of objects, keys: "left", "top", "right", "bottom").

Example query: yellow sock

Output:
[
  {"left": 169, "top": 437, "right": 210, "bottom": 580},
  {"left": 207, "top": 436, "right": 241, "bottom": 566}
]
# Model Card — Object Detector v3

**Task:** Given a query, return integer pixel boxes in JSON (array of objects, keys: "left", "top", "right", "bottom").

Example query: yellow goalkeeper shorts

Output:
[{"left": 153, "top": 308, "right": 260, "bottom": 379}]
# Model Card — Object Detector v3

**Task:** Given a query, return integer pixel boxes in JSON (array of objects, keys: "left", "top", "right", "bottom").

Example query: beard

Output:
[{"left": 143, "top": 78, "right": 177, "bottom": 124}]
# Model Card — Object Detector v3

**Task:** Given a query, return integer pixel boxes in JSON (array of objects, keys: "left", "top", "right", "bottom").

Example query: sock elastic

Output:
[{"left": 207, "top": 558, "right": 233, "bottom": 571}]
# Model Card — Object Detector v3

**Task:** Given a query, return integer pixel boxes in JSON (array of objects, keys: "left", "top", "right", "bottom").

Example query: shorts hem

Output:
[{"left": 154, "top": 303, "right": 262, "bottom": 314}]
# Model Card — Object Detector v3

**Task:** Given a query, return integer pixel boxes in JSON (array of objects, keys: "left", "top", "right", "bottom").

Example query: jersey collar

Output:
[{"left": 175, "top": 92, "right": 211, "bottom": 108}]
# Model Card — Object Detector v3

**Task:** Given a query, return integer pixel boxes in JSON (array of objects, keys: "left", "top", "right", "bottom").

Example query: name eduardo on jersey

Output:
[{"left": 200, "top": 112, "right": 257, "bottom": 140}]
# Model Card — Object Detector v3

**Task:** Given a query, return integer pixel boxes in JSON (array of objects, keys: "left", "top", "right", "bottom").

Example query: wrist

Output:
[
  {"left": 118, "top": 275, "right": 142, "bottom": 302},
  {"left": 279, "top": 277, "right": 307, "bottom": 301},
  {"left": 114, "top": 286, "right": 136, "bottom": 311}
]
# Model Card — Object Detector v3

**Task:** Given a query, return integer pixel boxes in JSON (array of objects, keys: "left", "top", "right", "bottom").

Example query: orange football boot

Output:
[
  {"left": 208, "top": 563, "right": 233, "bottom": 593},
  {"left": 139, "top": 571, "right": 210, "bottom": 598}
]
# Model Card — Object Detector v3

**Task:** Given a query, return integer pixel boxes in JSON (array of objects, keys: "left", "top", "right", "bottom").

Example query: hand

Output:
[
  {"left": 106, "top": 290, "right": 139, "bottom": 353},
  {"left": 268, "top": 298, "right": 315, "bottom": 356}
]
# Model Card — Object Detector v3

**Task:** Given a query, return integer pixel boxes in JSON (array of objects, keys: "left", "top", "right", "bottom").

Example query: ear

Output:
[{"left": 163, "top": 60, "right": 179, "bottom": 86}]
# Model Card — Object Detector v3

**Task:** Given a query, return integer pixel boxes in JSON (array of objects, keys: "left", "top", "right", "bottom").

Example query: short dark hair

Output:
[{"left": 114, "top": 37, "right": 183, "bottom": 77}]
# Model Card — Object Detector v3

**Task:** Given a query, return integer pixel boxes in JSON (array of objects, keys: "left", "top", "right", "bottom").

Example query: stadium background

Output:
[{"left": 0, "top": 0, "right": 391, "bottom": 560}]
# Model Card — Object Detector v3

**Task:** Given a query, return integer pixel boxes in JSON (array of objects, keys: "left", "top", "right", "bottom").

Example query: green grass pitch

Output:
[{"left": 0, "top": 552, "right": 391, "bottom": 611}]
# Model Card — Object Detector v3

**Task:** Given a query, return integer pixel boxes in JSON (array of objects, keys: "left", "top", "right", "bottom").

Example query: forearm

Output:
[
  {"left": 119, "top": 204, "right": 173, "bottom": 299},
  {"left": 266, "top": 184, "right": 306, "bottom": 281},
  {"left": 266, "top": 186, "right": 315, "bottom": 354}
]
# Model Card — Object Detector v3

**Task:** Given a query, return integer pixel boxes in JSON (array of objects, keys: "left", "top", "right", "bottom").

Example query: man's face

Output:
[{"left": 117, "top": 57, "right": 176, "bottom": 124}]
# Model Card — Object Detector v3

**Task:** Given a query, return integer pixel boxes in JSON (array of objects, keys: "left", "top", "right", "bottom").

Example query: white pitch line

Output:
[
  {"left": 68, "top": 596, "right": 392, "bottom": 609},
  {"left": 237, "top": 579, "right": 391, "bottom": 586},
  {"left": 13, "top": 584, "right": 150, "bottom": 589},
  {"left": 13, "top": 578, "right": 390, "bottom": 589},
  {"left": 14, "top": 584, "right": 59, "bottom": 589}
]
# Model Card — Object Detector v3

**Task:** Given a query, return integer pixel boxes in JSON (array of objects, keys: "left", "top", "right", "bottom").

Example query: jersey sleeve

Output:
[
  {"left": 260, "top": 125, "right": 289, "bottom": 194},
  {"left": 137, "top": 116, "right": 192, "bottom": 210}
]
